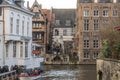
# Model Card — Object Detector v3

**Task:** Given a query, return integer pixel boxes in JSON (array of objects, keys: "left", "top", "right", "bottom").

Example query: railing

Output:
[{"left": 0, "top": 70, "right": 17, "bottom": 80}]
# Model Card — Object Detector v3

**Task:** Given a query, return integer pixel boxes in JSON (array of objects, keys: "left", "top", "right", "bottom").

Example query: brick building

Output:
[{"left": 76, "top": 0, "right": 120, "bottom": 64}]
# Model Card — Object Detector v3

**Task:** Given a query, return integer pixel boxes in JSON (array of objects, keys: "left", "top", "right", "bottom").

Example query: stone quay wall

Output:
[{"left": 97, "top": 59, "right": 120, "bottom": 80}]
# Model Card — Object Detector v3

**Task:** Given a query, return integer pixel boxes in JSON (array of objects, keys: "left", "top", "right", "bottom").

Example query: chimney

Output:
[{"left": 27, "top": 1, "right": 29, "bottom": 9}]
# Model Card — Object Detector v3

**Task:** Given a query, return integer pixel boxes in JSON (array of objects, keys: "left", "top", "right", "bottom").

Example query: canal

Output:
[{"left": 39, "top": 64, "right": 96, "bottom": 80}]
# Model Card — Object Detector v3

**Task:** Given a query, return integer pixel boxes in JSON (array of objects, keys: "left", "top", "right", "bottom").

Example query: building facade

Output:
[
  {"left": 30, "top": 0, "right": 47, "bottom": 57},
  {"left": 44, "top": 9, "right": 76, "bottom": 64},
  {"left": 76, "top": 0, "right": 120, "bottom": 64},
  {"left": 0, "top": 0, "right": 41, "bottom": 69}
]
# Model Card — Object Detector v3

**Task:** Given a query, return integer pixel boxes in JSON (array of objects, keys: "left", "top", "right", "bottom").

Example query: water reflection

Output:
[{"left": 39, "top": 65, "right": 96, "bottom": 80}]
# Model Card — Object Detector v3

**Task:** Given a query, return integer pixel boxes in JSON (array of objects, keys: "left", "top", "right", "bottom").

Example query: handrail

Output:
[{"left": 0, "top": 70, "right": 16, "bottom": 76}]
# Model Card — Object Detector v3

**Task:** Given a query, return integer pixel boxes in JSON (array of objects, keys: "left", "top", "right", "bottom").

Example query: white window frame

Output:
[
  {"left": 27, "top": 22, "right": 29, "bottom": 36},
  {"left": 93, "top": 36, "right": 99, "bottom": 48},
  {"left": 65, "top": 20, "right": 71, "bottom": 26},
  {"left": 83, "top": 51, "right": 89, "bottom": 59},
  {"left": 20, "top": 42, "right": 23, "bottom": 58},
  {"left": 93, "top": 52, "right": 99, "bottom": 59},
  {"left": 10, "top": 17, "right": 13, "bottom": 34},
  {"left": 25, "top": 42, "right": 28, "bottom": 58},
  {"left": 112, "top": 10, "right": 118, "bottom": 17},
  {"left": 93, "top": 10, "right": 99, "bottom": 16},
  {"left": 84, "top": 37, "right": 89, "bottom": 48},
  {"left": 13, "top": 42, "right": 16, "bottom": 57},
  {"left": 6, "top": 43, "right": 9, "bottom": 58},
  {"left": 22, "top": 20, "right": 24, "bottom": 35},
  {"left": 16, "top": 19, "right": 19, "bottom": 34},
  {"left": 83, "top": 10, "right": 89, "bottom": 17},
  {"left": 103, "top": 10, "right": 108, "bottom": 17},
  {"left": 84, "top": 19, "right": 89, "bottom": 31},
  {"left": 94, "top": 19, "right": 99, "bottom": 31},
  {"left": 55, "top": 20, "right": 60, "bottom": 25},
  {"left": 63, "top": 29, "right": 67, "bottom": 36}
]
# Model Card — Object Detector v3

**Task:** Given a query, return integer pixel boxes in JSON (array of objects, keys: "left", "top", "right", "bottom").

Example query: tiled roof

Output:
[{"left": 53, "top": 9, "right": 76, "bottom": 27}]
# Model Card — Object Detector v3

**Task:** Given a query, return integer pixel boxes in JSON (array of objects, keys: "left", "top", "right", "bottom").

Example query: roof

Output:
[
  {"left": 30, "top": 0, "right": 42, "bottom": 11},
  {"left": 0, "top": 0, "right": 33, "bottom": 15},
  {"left": 53, "top": 9, "right": 76, "bottom": 28}
]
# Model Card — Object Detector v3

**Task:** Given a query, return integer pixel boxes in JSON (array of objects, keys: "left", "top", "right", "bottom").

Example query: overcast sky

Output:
[{"left": 25, "top": 0, "right": 77, "bottom": 9}]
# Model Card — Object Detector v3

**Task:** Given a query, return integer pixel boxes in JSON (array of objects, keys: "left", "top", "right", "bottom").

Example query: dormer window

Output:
[
  {"left": 55, "top": 20, "right": 60, "bottom": 26},
  {"left": 65, "top": 20, "right": 71, "bottom": 26}
]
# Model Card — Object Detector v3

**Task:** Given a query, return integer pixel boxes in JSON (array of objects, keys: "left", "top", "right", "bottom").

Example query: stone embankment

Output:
[{"left": 97, "top": 58, "right": 120, "bottom": 80}]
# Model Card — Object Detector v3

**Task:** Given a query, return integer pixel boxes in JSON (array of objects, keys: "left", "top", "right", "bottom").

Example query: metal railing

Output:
[{"left": 0, "top": 70, "right": 17, "bottom": 80}]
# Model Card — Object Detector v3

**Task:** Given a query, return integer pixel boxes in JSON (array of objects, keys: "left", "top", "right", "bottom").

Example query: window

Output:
[
  {"left": 94, "top": 10, "right": 99, "bottom": 16},
  {"left": 103, "top": 10, "right": 108, "bottom": 17},
  {"left": 25, "top": 42, "right": 28, "bottom": 57},
  {"left": 39, "top": 24, "right": 41, "bottom": 28},
  {"left": 6, "top": 44, "right": 9, "bottom": 58},
  {"left": 33, "top": 32, "right": 42, "bottom": 39},
  {"left": 55, "top": 29, "right": 59, "bottom": 36},
  {"left": 83, "top": 10, "right": 89, "bottom": 17},
  {"left": 20, "top": 42, "right": 23, "bottom": 58},
  {"left": 63, "top": 29, "right": 67, "bottom": 36},
  {"left": 16, "top": 19, "right": 19, "bottom": 34},
  {"left": 113, "top": 10, "right": 118, "bottom": 16},
  {"left": 55, "top": 20, "right": 60, "bottom": 25},
  {"left": 65, "top": 20, "right": 71, "bottom": 26},
  {"left": 84, "top": 19, "right": 89, "bottom": 31},
  {"left": 13, "top": 42, "right": 16, "bottom": 57},
  {"left": 10, "top": 17, "right": 13, "bottom": 33},
  {"left": 83, "top": 51, "right": 89, "bottom": 58},
  {"left": 22, "top": 21, "right": 24, "bottom": 35},
  {"left": 94, "top": 19, "right": 99, "bottom": 31},
  {"left": 32, "top": 23, "right": 41, "bottom": 28},
  {"left": 99, "top": 0, "right": 111, "bottom": 3},
  {"left": 33, "top": 23, "right": 35, "bottom": 28},
  {"left": 93, "top": 52, "right": 99, "bottom": 59},
  {"left": 36, "top": 23, "right": 39, "bottom": 28},
  {"left": 84, "top": 37, "right": 89, "bottom": 48},
  {"left": 0, "top": 7, "right": 2, "bottom": 16},
  {"left": 93, "top": 36, "right": 99, "bottom": 48},
  {"left": 33, "top": 12, "right": 39, "bottom": 18},
  {"left": 27, "top": 22, "right": 29, "bottom": 36}
]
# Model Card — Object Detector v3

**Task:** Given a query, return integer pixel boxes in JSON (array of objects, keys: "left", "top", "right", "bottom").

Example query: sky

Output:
[{"left": 25, "top": 0, "right": 77, "bottom": 9}]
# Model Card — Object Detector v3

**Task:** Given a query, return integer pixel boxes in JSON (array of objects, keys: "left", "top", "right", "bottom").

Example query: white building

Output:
[
  {"left": 52, "top": 9, "right": 76, "bottom": 54},
  {"left": 0, "top": 0, "right": 43, "bottom": 69}
]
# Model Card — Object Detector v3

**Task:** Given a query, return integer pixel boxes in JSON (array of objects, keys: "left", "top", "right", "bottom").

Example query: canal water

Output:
[{"left": 39, "top": 64, "right": 96, "bottom": 80}]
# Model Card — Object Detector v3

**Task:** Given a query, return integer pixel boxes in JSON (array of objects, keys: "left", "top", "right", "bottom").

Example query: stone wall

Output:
[{"left": 97, "top": 59, "right": 120, "bottom": 80}]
